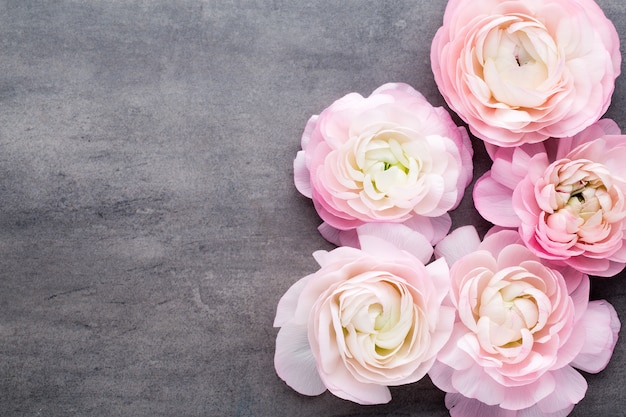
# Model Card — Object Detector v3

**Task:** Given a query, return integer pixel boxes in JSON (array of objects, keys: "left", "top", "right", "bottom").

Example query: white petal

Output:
[
  {"left": 323, "top": 364, "right": 392, "bottom": 405},
  {"left": 402, "top": 213, "right": 452, "bottom": 244},
  {"left": 293, "top": 151, "right": 312, "bottom": 198},
  {"left": 535, "top": 367, "right": 587, "bottom": 413},
  {"left": 274, "top": 274, "right": 315, "bottom": 327},
  {"left": 357, "top": 222, "right": 434, "bottom": 264},
  {"left": 274, "top": 323, "right": 326, "bottom": 396},
  {"left": 434, "top": 225, "right": 482, "bottom": 266},
  {"left": 571, "top": 300, "right": 621, "bottom": 373}
]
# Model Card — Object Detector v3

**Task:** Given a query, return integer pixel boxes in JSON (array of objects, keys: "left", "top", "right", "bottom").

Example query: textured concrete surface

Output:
[{"left": 0, "top": 1, "right": 624, "bottom": 416}]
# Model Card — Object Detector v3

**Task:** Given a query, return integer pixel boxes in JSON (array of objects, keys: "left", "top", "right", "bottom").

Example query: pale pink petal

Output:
[
  {"left": 434, "top": 225, "right": 482, "bottom": 266},
  {"left": 293, "top": 151, "right": 312, "bottom": 198},
  {"left": 429, "top": 361, "right": 457, "bottom": 393},
  {"left": 565, "top": 255, "right": 619, "bottom": 277},
  {"left": 446, "top": 393, "right": 517, "bottom": 417},
  {"left": 311, "top": 249, "right": 334, "bottom": 268},
  {"left": 318, "top": 223, "right": 362, "bottom": 248},
  {"left": 372, "top": 81, "right": 423, "bottom": 98},
  {"left": 403, "top": 213, "right": 452, "bottom": 244},
  {"left": 497, "top": 371, "right": 556, "bottom": 411},
  {"left": 571, "top": 300, "right": 621, "bottom": 373},
  {"left": 274, "top": 323, "right": 326, "bottom": 396},
  {"left": 451, "top": 363, "right": 506, "bottom": 406},
  {"left": 425, "top": 257, "right": 454, "bottom": 304},
  {"left": 535, "top": 366, "right": 587, "bottom": 414},
  {"left": 300, "top": 114, "right": 318, "bottom": 150},
  {"left": 484, "top": 142, "right": 499, "bottom": 161},
  {"left": 458, "top": 126, "right": 474, "bottom": 186},
  {"left": 557, "top": 118, "right": 622, "bottom": 158},
  {"left": 517, "top": 405, "right": 574, "bottom": 417},
  {"left": 357, "top": 223, "right": 434, "bottom": 264},
  {"left": 566, "top": 271, "right": 589, "bottom": 323},
  {"left": 480, "top": 227, "right": 522, "bottom": 256},
  {"left": 321, "top": 363, "right": 392, "bottom": 405},
  {"left": 596, "top": 118, "right": 622, "bottom": 135},
  {"left": 549, "top": 324, "right": 586, "bottom": 371},
  {"left": 274, "top": 274, "right": 314, "bottom": 327},
  {"left": 317, "top": 222, "right": 342, "bottom": 247},
  {"left": 490, "top": 151, "right": 522, "bottom": 191},
  {"left": 337, "top": 229, "right": 360, "bottom": 248},
  {"left": 473, "top": 173, "right": 520, "bottom": 227},
  {"left": 435, "top": 325, "right": 479, "bottom": 371},
  {"left": 446, "top": 389, "right": 575, "bottom": 417}
]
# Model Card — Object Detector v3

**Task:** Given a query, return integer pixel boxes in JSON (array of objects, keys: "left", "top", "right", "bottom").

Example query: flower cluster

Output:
[{"left": 275, "top": 0, "right": 622, "bottom": 416}]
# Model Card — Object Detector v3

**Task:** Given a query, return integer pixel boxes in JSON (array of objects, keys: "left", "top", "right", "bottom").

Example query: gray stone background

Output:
[{"left": 0, "top": 1, "right": 624, "bottom": 416}]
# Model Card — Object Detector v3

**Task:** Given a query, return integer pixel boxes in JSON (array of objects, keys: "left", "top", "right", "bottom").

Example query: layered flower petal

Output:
[
  {"left": 431, "top": 0, "right": 620, "bottom": 146},
  {"left": 570, "top": 300, "right": 621, "bottom": 373},
  {"left": 474, "top": 120, "right": 626, "bottom": 277},
  {"left": 274, "top": 323, "right": 326, "bottom": 396},
  {"left": 274, "top": 230, "right": 455, "bottom": 404},
  {"left": 294, "top": 82, "right": 473, "bottom": 245},
  {"left": 432, "top": 226, "right": 620, "bottom": 416}
]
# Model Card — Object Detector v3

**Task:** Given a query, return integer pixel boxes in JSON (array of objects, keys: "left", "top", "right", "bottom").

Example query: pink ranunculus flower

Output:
[
  {"left": 294, "top": 82, "right": 473, "bottom": 246},
  {"left": 431, "top": 226, "right": 620, "bottom": 417},
  {"left": 431, "top": 0, "right": 621, "bottom": 147},
  {"left": 474, "top": 119, "right": 626, "bottom": 276},
  {"left": 274, "top": 224, "right": 455, "bottom": 404}
]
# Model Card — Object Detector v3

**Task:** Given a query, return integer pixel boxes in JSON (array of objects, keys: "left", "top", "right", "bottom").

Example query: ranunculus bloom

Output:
[
  {"left": 294, "top": 82, "right": 473, "bottom": 246},
  {"left": 431, "top": 226, "right": 620, "bottom": 417},
  {"left": 274, "top": 225, "right": 455, "bottom": 404},
  {"left": 431, "top": 0, "right": 621, "bottom": 147},
  {"left": 474, "top": 119, "right": 626, "bottom": 276}
]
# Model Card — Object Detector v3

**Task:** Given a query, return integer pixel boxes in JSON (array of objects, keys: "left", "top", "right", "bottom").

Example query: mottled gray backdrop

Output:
[{"left": 0, "top": 1, "right": 624, "bottom": 416}]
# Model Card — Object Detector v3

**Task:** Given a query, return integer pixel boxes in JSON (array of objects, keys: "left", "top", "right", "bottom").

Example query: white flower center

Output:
[
  {"left": 540, "top": 159, "right": 624, "bottom": 244},
  {"left": 478, "top": 278, "right": 541, "bottom": 347},
  {"left": 479, "top": 15, "right": 561, "bottom": 108},
  {"left": 337, "top": 276, "right": 417, "bottom": 364},
  {"left": 356, "top": 131, "right": 422, "bottom": 196}
]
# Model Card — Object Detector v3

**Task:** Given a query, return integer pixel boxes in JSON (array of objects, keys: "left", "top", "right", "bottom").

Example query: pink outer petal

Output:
[
  {"left": 293, "top": 151, "right": 312, "bottom": 198},
  {"left": 372, "top": 81, "right": 425, "bottom": 98},
  {"left": 403, "top": 213, "right": 453, "bottom": 245},
  {"left": 445, "top": 393, "right": 575, "bottom": 417},
  {"left": 318, "top": 215, "right": 452, "bottom": 248},
  {"left": 473, "top": 173, "right": 520, "bottom": 227},
  {"left": 300, "top": 114, "right": 318, "bottom": 150},
  {"left": 320, "top": 361, "right": 392, "bottom": 405},
  {"left": 564, "top": 269, "right": 588, "bottom": 323},
  {"left": 434, "top": 225, "right": 482, "bottom": 267},
  {"left": 274, "top": 323, "right": 326, "bottom": 396},
  {"left": 426, "top": 257, "right": 455, "bottom": 308},
  {"left": 274, "top": 273, "right": 315, "bottom": 327},
  {"left": 517, "top": 405, "right": 574, "bottom": 417},
  {"left": 480, "top": 227, "right": 522, "bottom": 256},
  {"left": 356, "top": 223, "right": 434, "bottom": 264},
  {"left": 555, "top": 118, "right": 622, "bottom": 159},
  {"left": 571, "top": 300, "right": 621, "bottom": 373},
  {"left": 317, "top": 222, "right": 360, "bottom": 248},
  {"left": 445, "top": 393, "right": 517, "bottom": 417},
  {"left": 596, "top": 118, "right": 622, "bottom": 135},
  {"left": 317, "top": 222, "right": 343, "bottom": 247},
  {"left": 565, "top": 255, "right": 625, "bottom": 277},
  {"left": 429, "top": 360, "right": 457, "bottom": 394},
  {"left": 535, "top": 366, "right": 587, "bottom": 414}
]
